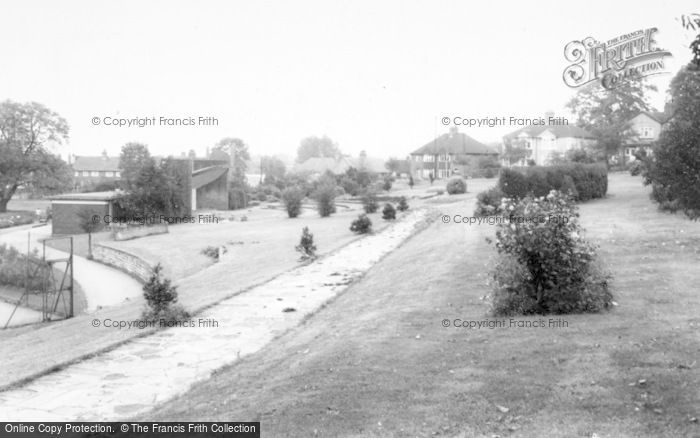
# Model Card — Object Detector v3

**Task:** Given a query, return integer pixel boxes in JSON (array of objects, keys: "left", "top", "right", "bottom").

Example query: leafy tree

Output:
[
  {"left": 119, "top": 143, "right": 154, "bottom": 189},
  {"left": 76, "top": 208, "right": 100, "bottom": 258},
  {"left": 142, "top": 263, "right": 187, "bottom": 321},
  {"left": 0, "top": 101, "right": 70, "bottom": 212},
  {"left": 382, "top": 203, "right": 396, "bottom": 220},
  {"left": 215, "top": 137, "right": 250, "bottom": 187},
  {"left": 408, "top": 175, "right": 414, "bottom": 189},
  {"left": 566, "top": 78, "right": 657, "bottom": 166},
  {"left": 642, "top": 64, "right": 700, "bottom": 219},
  {"left": 261, "top": 156, "right": 287, "bottom": 187},
  {"left": 296, "top": 135, "right": 341, "bottom": 163},
  {"left": 502, "top": 138, "right": 531, "bottom": 166}
]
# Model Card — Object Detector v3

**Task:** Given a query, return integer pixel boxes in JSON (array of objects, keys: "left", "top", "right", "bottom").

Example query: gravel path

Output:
[{"left": 0, "top": 209, "right": 432, "bottom": 421}]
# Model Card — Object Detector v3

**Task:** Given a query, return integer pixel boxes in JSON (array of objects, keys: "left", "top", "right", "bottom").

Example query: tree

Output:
[
  {"left": 408, "top": 175, "right": 414, "bottom": 189},
  {"left": 295, "top": 227, "right": 317, "bottom": 261},
  {"left": 296, "top": 135, "right": 341, "bottom": 163},
  {"left": 118, "top": 161, "right": 176, "bottom": 218},
  {"left": 215, "top": 137, "right": 249, "bottom": 187},
  {"left": 76, "top": 208, "right": 100, "bottom": 258},
  {"left": 0, "top": 101, "right": 70, "bottom": 212},
  {"left": 119, "top": 142, "right": 153, "bottom": 189},
  {"left": 502, "top": 138, "right": 531, "bottom": 166},
  {"left": 566, "top": 78, "right": 657, "bottom": 166},
  {"left": 261, "top": 156, "right": 286, "bottom": 186},
  {"left": 642, "top": 64, "right": 700, "bottom": 219}
]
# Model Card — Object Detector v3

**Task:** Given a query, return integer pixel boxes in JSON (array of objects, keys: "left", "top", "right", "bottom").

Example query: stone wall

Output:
[{"left": 92, "top": 244, "right": 153, "bottom": 283}]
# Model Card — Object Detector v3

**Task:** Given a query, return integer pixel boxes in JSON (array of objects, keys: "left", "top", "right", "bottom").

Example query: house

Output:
[
  {"left": 410, "top": 126, "right": 498, "bottom": 179},
  {"left": 622, "top": 111, "right": 667, "bottom": 162},
  {"left": 71, "top": 151, "right": 122, "bottom": 190},
  {"left": 502, "top": 124, "right": 596, "bottom": 166}
]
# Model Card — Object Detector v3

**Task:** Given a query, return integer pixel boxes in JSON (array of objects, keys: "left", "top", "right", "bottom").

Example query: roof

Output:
[
  {"left": 504, "top": 124, "right": 595, "bottom": 140},
  {"left": 191, "top": 165, "right": 228, "bottom": 189},
  {"left": 50, "top": 191, "right": 125, "bottom": 201},
  {"left": 411, "top": 129, "right": 498, "bottom": 156},
  {"left": 634, "top": 110, "right": 669, "bottom": 124},
  {"left": 72, "top": 156, "right": 121, "bottom": 172}
]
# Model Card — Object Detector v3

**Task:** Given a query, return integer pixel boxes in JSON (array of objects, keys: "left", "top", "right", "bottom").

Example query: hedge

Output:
[{"left": 498, "top": 163, "right": 607, "bottom": 202}]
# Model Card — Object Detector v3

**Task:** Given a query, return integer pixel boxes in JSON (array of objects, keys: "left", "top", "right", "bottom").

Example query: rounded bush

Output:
[
  {"left": 350, "top": 213, "right": 372, "bottom": 234},
  {"left": 446, "top": 177, "right": 467, "bottom": 194},
  {"left": 382, "top": 203, "right": 396, "bottom": 220},
  {"left": 314, "top": 184, "right": 336, "bottom": 217},
  {"left": 281, "top": 187, "right": 304, "bottom": 218},
  {"left": 362, "top": 191, "right": 379, "bottom": 213}
]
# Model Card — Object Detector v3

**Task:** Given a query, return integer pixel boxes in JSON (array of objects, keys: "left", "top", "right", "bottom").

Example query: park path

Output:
[
  {"left": 0, "top": 225, "right": 143, "bottom": 313},
  {"left": 0, "top": 209, "right": 433, "bottom": 421}
]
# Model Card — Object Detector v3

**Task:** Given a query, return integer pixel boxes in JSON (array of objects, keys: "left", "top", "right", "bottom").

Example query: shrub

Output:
[
  {"left": 474, "top": 186, "right": 505, "bottom": 217},
  {"left": 382, "top": 175, "right": 394, "bottom": 191},
  {"left": 382, "top": 203, "right": 396, "bottom": 220},
  {"left": 281, "top": 187, "right": 304, "bottom": 218},
  {"left": 0, "top": 244, "right": 46, "bottom": 290},
  {"left": 295, "top": 226, "right": 317, "bottom": 261},
  {"left": 489, "top": 191, "right": 612, "bottom": 315},
  {"left": 228, "top": 188, "right": 248, "bottom": 210},
  {"left": 397, "top": 196, "right": 409, "bottom": 212},
  {"left": 142, "top": 264, "right": 189, "bottom": 322},
  {"left": 339, "top": 177, "right": 361, "bottom": 196},
  {"left": 498, "top": 164, "right": 607, "bottom": 202},
  {"left": 350, "top": 214, "right": 372, "bottom": 234},
  {"left": 201, "top": 246, "right": 224, "bottom": 261},
  {"left": 314, "top": 184, "right": 336, "bottom": 217},
  {"left": 446, "top": 177, "right": 467, "bottom": 194},
  {"left": 362, "top": 191, "right": 379, "bottom": 213},
  {"left": 499, "top": 168, "right": 530, "bottom": 199}
]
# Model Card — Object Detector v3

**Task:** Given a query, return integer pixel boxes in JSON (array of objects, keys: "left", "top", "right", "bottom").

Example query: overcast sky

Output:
[{"left": 1, "top": 0, "right": 698, "bottom": 160}]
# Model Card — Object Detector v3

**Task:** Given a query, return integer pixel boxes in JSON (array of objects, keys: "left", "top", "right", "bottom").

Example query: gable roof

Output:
[
  {"left": 634, "top": 110, "right": 669, "bottom": 124},
  {"left": 192, "top": 165, "right": 228, "bottom": 189},
  {"left": 411, "top": 130, "right": 497, "bottom": 156},
  {"left": 72, "top": 155, "right": 121, "bottom": 172},
  {"left": 504, "top": 124, "right": 595, "bottom": 140}
]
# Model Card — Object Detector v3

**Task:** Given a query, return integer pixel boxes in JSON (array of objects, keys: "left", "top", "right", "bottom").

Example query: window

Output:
[
  {"left": 424, "top": 155, "right": 434, "bottom": 162},
  {"left": 105, "top": 171, "right": 114, "bottom": 177},
  {"left": 115, "top": 172, "right": 121, "bottom": 178},
  {"left": 74, "top": 171, "right": 79, "bottom": 177},
  {"left": 82, "top": 171, "right": 89, "bottom": 177},
  {"left": 642, "top": 127, "right": 653, "bottom": 138},
  {"left": 90, "top": 171, "right": 99, "bottom": 177}
]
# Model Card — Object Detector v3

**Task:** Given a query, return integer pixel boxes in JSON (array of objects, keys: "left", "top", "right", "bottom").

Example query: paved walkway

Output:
[
  {"left": 0, "top": 301, "right": 43, "bottom": 327},
  {"left": 0, "top": 225, "right": 143, "bottom": 313},
  {"left": 0, "top": 209, "right": 432, "bottom": 421}
]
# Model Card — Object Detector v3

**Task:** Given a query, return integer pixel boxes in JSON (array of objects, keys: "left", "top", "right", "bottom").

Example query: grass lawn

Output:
[{"left": 142, "top": 173, "right": 699, "bottom": 437}]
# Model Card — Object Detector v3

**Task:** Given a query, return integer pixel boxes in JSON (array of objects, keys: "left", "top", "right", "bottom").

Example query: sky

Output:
[{"left": 1, "top": 0, "right": 698, "bottom": 161}]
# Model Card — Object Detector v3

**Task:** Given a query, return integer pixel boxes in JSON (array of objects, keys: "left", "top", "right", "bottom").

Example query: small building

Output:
[
  {"left": 293, "top": 152, "right": 388, "bottom": 178},
  {"left": 410, "top": 126, "right": 498, "bottom": 179},
  {"left": 50, "top": 191, "right": 125, "bottom": 235}
]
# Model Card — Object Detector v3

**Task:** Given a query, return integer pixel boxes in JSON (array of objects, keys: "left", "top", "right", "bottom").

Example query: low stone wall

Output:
[
  {"left": 110, "top": 223, "right": 168, "bottom": 241},
  {"left": 92, "top": 244, "right": 153, "bottom": 283}
]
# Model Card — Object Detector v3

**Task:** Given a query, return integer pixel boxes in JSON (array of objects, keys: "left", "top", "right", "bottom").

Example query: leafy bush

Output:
[
  {"left": 281, "top": 187, "right": 304, "bottom": 218},
  {"left": 382, "top": 175, "right": 394, "bottom": 191},
  {"left": 201, "top": 246, "right": 225, "bottom": 261},
  {"left": 446, "top": 177, "right": 467, "bottom": 194},
  {"left": 474, "top": 186, "right": 505, "bottom": 217},
  {"left": 295, "top": 226, "right": 317, "bottom": 261},
  {"left": 498, "top": 164, "right": 607, "bottom": 202},
  {"left": 314, "top": 184, "right": 336, "bottom": 217},
  {"left": 142, "top": 263, "right": 190, "bottom": 322},
  {"left": 350, "top": 214, "right": 372, "bottom": 234},
  {"left": 489, "top": 191, "right": 612, "bottom": 315},
  {"left": 0, "top": 244, "right": 46, "bottom": 290},
  {"left": 382, "top": 203, "right": 396, "bottom": 220},
  {"left": 397, "top": 196, "right": 409, "bottom": 212},
  {"left": 228, "top": 187, "right": 248, "bottom": 210},
  {"left": 362, "top": 191, "right": 379, "bottom": 213},
  {"left": 339, "top": 177, "right": 361, "bottom": 196}
]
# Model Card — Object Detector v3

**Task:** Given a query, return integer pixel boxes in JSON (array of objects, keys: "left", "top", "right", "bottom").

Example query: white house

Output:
[
  {"left": 623, "top": 111, "right": 667, "bottom": 162},
  {"left": 503, "top": 124, "right": 596, "bottom": 166}
]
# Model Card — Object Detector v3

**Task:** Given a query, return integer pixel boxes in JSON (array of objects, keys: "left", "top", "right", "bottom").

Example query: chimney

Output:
[
  {"left": 101, "top": 149, "right": 108, "bottom": 160},
  {"left": 449, "top": 125, "right": 458, "bottom": 136}
]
